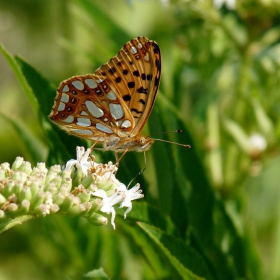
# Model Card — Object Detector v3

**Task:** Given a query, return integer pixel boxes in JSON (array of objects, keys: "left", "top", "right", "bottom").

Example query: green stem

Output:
[{"left": 0, "top": 215, "right": 34, "bottom": 234}]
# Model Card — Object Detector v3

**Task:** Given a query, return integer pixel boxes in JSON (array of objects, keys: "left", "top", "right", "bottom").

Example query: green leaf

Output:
[
  {"left": 15, "top": 56, "right": 56, "bottom": 117},
  {"left": 0, "top": 44, "right": 39, "bottom": 112},
  {"left": 251, "top": 98, "right": 274, "bottom": 140},
  {"left": 13, "top": 56, "right": 87, "bottom": 163},
  {"left": 138, "top": 222, "right": 214, "bottom": 280},
  {"left": 0, "top": 112, "right": 46, "bottom": 164},
  {"left": 223, "top": 118, "right": 250, "bottom": 153},
  {"left": 75, "top": 0, "right": 131, "bottom": 46},
  {"left": 117, "top": 202, "right": 176, "bottom": 234}
]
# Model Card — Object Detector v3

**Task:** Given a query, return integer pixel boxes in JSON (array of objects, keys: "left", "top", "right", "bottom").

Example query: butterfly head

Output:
[{"left": 138, "top": 136, "right": 154, "bottom": 152}]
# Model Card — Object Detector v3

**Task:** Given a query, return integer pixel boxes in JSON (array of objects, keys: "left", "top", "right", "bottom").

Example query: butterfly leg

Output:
[
  {"left": 115, "top": 149, "right": 130, "bottom": 166},
  {"left": 90, "top": 136, "right": 104, "bottom": 150}
]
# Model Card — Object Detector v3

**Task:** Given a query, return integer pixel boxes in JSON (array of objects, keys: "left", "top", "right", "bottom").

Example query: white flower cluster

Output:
[
  {"left": 0, "top": 147, "right": 144, "bottom": 230},
  {"left": 65, "top": 147, "right": 144, "bottom": 229}
]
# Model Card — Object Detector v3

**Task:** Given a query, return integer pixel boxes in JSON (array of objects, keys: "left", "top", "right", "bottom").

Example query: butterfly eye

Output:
[{"left": 139, "top": 137, "right": 145, "bottom": 145}]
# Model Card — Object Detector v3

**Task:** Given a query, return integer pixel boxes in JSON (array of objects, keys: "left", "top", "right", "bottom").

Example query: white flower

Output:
[
  {"left": 213, "top": 0, "right": 235, "bottom": 10},
  {"left": 92, "top": 183, "right": 144, "bottom": 229},
  {"left": 120, "top": 183, "right": 143, "bottom": 219},
  {"left": 65, "top": 147, "right": 95, "bottom": 176},
  {"left": 249, "top": 133, "right": 267, "bottom": 152},
  {"left": 92, "top": 188, "right": 122, "bottom": 229}
]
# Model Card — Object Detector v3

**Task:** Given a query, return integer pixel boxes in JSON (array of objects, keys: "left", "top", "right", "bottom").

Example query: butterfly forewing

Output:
[
  {"left": 95, "top": 37, "right": 161, "bottom": 135},
  {"left": 49, "top": 37, "right": 161, "bottom": 151}
]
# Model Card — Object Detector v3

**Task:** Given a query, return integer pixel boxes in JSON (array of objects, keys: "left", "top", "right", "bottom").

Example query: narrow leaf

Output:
[
  {"left": 0, "top": 112, "right": 46, "bottom": 164},
  {"left": 138, "top": 222, "right": 214, "bottom": 280},
  {"left": 0, "top": 44, "right": 39, "bottom": 111}
]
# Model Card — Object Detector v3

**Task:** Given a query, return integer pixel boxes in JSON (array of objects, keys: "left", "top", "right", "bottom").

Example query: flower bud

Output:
[
  {"left": 45, "top": 170, "right": 58, "bottom": 185},
  {"left": 85, "top": 197, "right": 102, "bottom": 217},
  {"left": 77, "top": 191, "right": 91, "bottom": 203},
  {"left": 52, "top": 192, "right": 65, "bottom": 206},
  {"left": 88, "top": 183, "right": 98, "bottom": 192},
  {"left": 61, "top": 169, "right": 72, "bottom": 183},
  {"left": 6, "top": 203, "right": 18, "bottom": 215},
  {"left": 36, "top": 162, "right": 48, "bottom": 173},
  {"left": 59, "top": 183, "right": 72, "bottom": 194},
  {"left": 30, "top": 191, "right": 46, "bottom": 209},
  {"left": 50, "top": 204, "right": 59, "bottom": 214},
  {"left": 11, "top": 171, "right": 21, "bottom": 182},
  {"left": 18, "top": 161, "right": 32, "bottom": 175},
  {"left": 1, "top": 162, "right": 10, "bottom": 172},
  {"left": 29, "top": 180, "right": 41, "bottom": 196},
  {"left": 49, "top": 165, "right": 61, "bottom": 174},
  {"left": 20, "top": 199, "right": 30, "bottom": 214},
  {"left": 50, "top": 176, "right": 62, "bottom": 189},
  {"left": 11, "top": 157, "right": 24, "bottom": 170},
  {"left": 0, "top": 210, "right": 5, "bottom": 219},
  {"left": 59, "top": 194, "right": 76, "bottom": 212},
  {"left": 18, "top": 186, "right": 32, "bottom": 203},
  {"left": 96, "top": 181, "right": 115, "bottom": 191},
  {"left": 87, "top": 213, "right": 108, "bottom": 226},
  {"left": 0, "top": 193, "right": 6, "bottom": 204},
  {"left": 68, "top": 203, "right": 87, "bottom": 216},
  {"left": 71, "top": 167, "right": 84, "bottom": 187},
  {"left": 12, "top": 180, "right": 24, "bottom": 196},
  {"left": 2, "top": 180, "right": 15, "bottom": 198},
  {"left": 81, "top": 175, "right": 94, "bottom": 189},
  {"left": 34, "top": 204, "right": 50, "bottom": 217}
]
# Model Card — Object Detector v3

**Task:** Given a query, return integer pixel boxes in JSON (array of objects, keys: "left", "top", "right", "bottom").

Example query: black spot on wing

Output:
[
  {"left": 154, "top": 77, "right": 160, "bottom": 87},
  {"left": 152, "top": 41, "right": 160, "bottom": 54},
  {"left": 155, "top": 59, "right": 161, "bottom": 71},
  {"left": 131, "top": 108, "right": 142, "bottom": 114},
  {"left": 123, "top": 94, "right": 131, "bottom": 101},
  {"left": 137, "top": 87, "right": 148, "bottom": 94},
  {"left": 128, "top": 82, "right": 135, "bottom": 88},
  {"left": 133, "top": 70, "right": 140, "bottom": 77},
  {"left": 109, "top": 67, "right": 116, "bottom": 74}
]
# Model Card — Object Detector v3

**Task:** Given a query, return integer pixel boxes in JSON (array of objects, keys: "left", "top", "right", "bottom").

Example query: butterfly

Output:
[{"left": 49, "top": 37, "right": 161, "bottom": 154}]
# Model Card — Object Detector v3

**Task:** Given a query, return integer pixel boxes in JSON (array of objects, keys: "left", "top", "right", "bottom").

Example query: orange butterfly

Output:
[{"left": 49, "top": 37, "right": 161, "bottom": 154}]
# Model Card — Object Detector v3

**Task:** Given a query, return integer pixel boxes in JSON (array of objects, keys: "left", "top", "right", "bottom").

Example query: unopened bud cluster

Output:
[{"left": 0, "top": 147, "right": 144, "bottom": 229}]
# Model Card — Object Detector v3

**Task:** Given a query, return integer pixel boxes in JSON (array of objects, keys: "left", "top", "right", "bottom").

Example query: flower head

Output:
[{"left": 0, "top": 147, "right": 144, "bottom": 231}]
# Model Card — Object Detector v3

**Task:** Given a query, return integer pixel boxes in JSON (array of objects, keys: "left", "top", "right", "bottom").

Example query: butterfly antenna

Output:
[
  {"left": 152, "top": 138, "right": 191, "bottom": 148},
  {"left": 127, "top": 151, "right": 147, "bottom": 188},
  {"left": 149, "top": 129, "right": 183, "bottom": 136},
  {"left": 149, "top": 129, "right": 191, "bottom": 148}
]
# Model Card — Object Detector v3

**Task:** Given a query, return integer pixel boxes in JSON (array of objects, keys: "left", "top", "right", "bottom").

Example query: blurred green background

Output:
[{"left": 1, "top": 0, "right": 280, "bottom": 279}]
